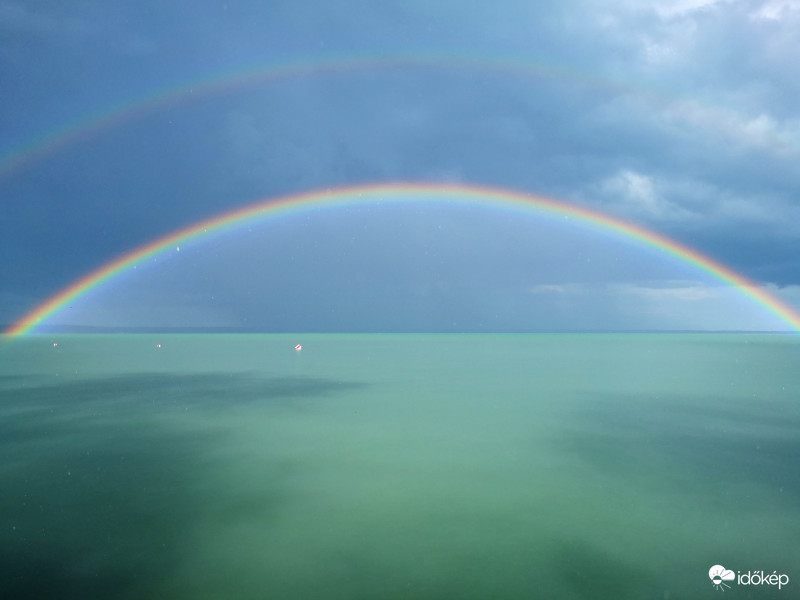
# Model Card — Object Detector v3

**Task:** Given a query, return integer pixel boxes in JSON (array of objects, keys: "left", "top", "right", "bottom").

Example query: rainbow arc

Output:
[{"left": 7, "top": 182, "right": 800, "bottom": 335}]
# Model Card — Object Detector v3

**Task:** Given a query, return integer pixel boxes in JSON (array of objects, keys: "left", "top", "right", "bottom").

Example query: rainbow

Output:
[
  {"left": 6, "top": 182, "right": 800, "bottom": 335},
  {"left": 1, "top": 52, "right": 791, "bottom": 180},
  {"left": 0, "top": 53, "right": 611, "bottom": 179}
]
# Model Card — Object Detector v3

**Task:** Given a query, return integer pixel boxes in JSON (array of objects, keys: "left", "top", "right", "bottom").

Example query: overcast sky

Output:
[{"left": 1, "top": 0, "right": 799, "bottom": 332}]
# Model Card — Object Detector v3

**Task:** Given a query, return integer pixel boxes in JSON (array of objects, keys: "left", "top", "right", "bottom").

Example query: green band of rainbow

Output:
[
  {"left": 2, "top": 52, "right": 791, "bottom": 181},
  {"left": 7, "top": 182, "right": 800, "bottom": 335},
  {"left": 0, "top": 53, "right": 611, "bottom": 179}
]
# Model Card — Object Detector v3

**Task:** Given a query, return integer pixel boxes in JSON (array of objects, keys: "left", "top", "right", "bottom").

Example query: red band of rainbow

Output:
[{"left": 7, "top": 182, "right": 800, "bottom": 335}]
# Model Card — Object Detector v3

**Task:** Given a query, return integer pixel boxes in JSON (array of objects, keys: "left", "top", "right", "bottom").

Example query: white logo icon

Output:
[{"left": 709, "top": 565, "right": 735, "bottom": 591}]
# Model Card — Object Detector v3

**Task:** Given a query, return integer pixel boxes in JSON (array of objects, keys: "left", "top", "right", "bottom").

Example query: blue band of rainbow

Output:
[{"left": 7, "top": 182, "right": 800, "bottom": 335}]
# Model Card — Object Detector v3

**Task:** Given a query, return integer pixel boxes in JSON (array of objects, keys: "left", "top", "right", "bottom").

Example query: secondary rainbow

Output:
[
  {"left": 0, "top": 53, "right": 607, "bottom": 179},
  {"left": 7, "top": 182, "right": 800, "bottom": 335},
  {"left": 2, "top": 51, "right": 790, "bottom": 181}
]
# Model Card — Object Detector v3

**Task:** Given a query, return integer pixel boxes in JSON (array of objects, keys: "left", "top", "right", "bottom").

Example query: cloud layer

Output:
[{"left": 1, "top": 0, "right": 798, "bottom": 330}]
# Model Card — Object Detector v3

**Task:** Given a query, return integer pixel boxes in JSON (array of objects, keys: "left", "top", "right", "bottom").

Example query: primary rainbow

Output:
[{"left": 7, "top": 182, "right": 800, "bottom": 335}]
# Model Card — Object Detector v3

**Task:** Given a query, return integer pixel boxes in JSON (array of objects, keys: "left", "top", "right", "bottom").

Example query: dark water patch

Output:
[
  {"left": 1, "top": 419, "right": 216, "bottom": 599},
  {"left": 0, "top": 371, "right": 365, "bottom": 600},
  {"left": 0, "top": 374, "right": 45, "bottom": 386},
  {"left": 555, "top": 391, "right": 800, "bottom": 500},
  {"left": 1, "top": 372, "right": 366, "bottom": 410},
  {"left": 0, "top": 373, "right": 365, "bottom": 458},
  {"left": 0, "top": 554, "right": 140, "bottom": 600}
]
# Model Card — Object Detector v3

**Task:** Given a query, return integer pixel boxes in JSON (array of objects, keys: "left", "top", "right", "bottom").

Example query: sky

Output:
[{"left": 1, "top": 0, "right": 799, "bottom": 332}]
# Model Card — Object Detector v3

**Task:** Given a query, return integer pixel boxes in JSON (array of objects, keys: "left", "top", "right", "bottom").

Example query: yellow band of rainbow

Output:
[{"left": 7, "top": 182, "right": 800, "bottom": 335}]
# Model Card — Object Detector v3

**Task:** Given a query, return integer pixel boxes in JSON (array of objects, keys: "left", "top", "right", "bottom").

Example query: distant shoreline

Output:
[{"left": 2, "top": 326, "right": 797, "bottom": 335}]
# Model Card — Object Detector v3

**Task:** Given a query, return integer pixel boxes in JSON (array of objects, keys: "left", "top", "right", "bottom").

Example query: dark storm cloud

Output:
[{"left": 1, "top": 0, "right": 798, "bottom": 329}]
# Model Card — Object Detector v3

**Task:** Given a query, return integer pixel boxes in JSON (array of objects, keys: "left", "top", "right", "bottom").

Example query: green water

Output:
[{"left": 1, "top": 334, "right": 797, "bottom": 599}]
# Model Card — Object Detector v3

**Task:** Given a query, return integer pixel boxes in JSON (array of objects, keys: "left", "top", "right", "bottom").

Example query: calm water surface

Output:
[{"left": 1, "top": 334, "right": 797, "bottom": 599}]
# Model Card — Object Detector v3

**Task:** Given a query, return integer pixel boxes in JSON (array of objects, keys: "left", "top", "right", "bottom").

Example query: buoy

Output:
[
  {"left": 294, "top": 344, "right": 302, "bottom": 351},
  {"left": 156, "top": 344, "right": 162, "bottom": 349}
]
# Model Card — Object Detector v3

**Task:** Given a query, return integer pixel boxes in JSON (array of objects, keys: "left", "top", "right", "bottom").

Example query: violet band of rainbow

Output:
[
  {"left": 7, "top": 182, "right": 800, "bottom": 335},
  {"left": 2, "top": 53, "right": 790, "bottom": 181}
]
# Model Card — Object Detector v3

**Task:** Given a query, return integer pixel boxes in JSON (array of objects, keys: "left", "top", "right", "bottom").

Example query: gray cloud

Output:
[{"left": 1, "top": 0, "right": 798, "bottom": 330}]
